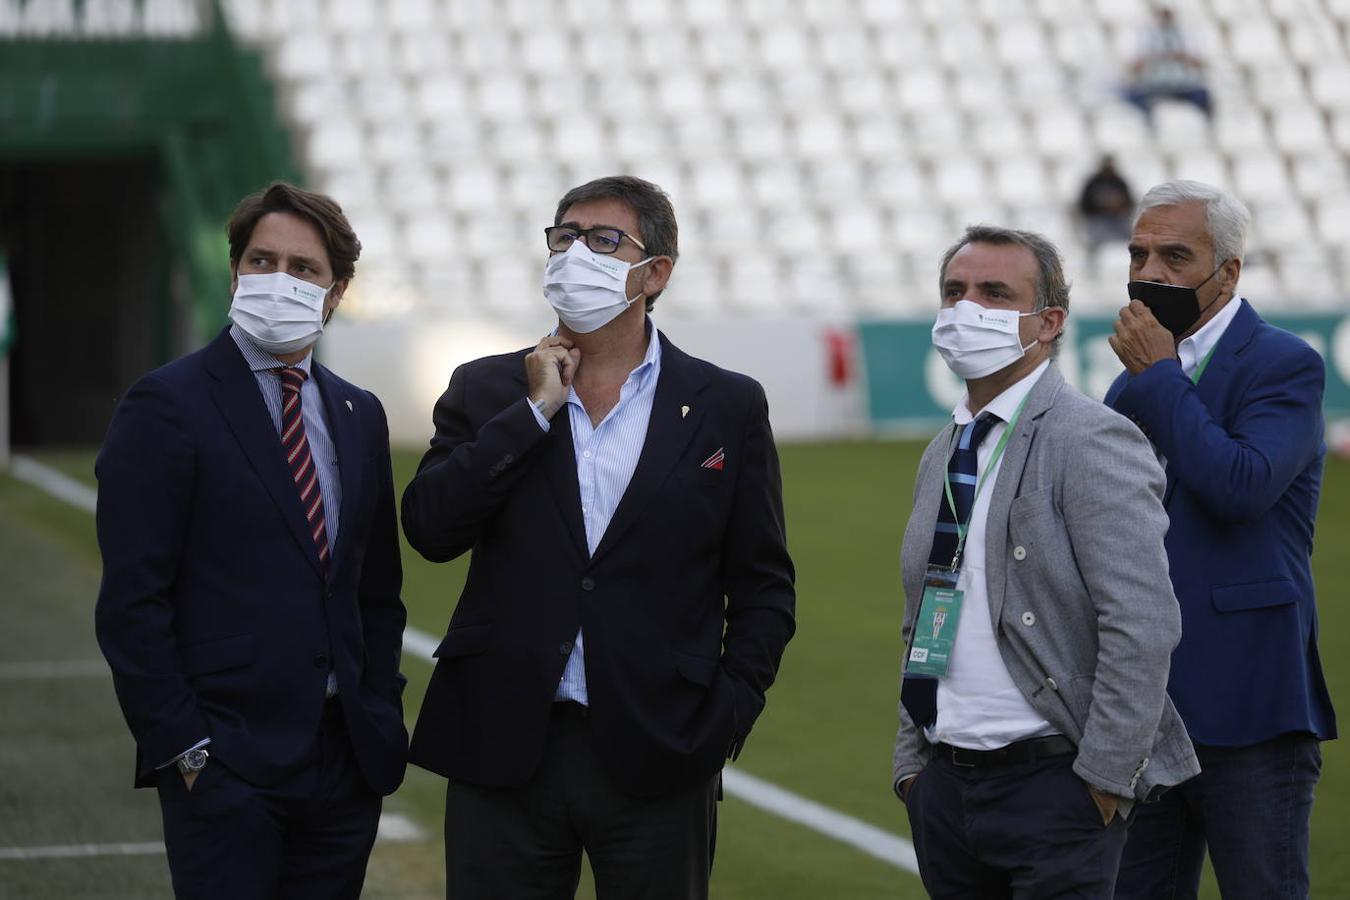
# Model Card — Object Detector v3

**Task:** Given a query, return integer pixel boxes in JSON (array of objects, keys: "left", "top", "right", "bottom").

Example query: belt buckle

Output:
[{"left": 949, "top": 746, "right": 978, "bottom": 768}]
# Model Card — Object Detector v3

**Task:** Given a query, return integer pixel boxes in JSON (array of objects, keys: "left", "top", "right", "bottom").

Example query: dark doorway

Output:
[{"left": 0, "top": 156, "right": 176, "bottom": 446}]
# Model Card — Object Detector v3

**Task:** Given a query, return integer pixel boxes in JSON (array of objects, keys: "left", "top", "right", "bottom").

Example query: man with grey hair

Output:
[
  {"left": 894, "top": 225, "right": 1198, "bottom": 897},
  {"left": 1107, "top": 181, "right": 1335, "bottom": 898}
]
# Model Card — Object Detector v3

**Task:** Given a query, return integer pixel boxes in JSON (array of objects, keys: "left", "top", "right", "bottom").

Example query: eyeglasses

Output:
[{"left": 544, "top": 225, "right": 646, "bottom": 255}]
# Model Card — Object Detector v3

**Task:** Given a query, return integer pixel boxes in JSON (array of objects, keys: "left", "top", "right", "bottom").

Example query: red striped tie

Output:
[{"left": 278, "top": 367, "right": 329, "bottom": 575}]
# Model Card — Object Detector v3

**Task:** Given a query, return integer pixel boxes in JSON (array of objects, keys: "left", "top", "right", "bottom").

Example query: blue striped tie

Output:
[{"left": 901, "top": 413, "right": 998, "bottom": 729}]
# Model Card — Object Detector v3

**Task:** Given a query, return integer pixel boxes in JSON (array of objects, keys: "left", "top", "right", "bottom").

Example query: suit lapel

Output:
[
  {"left": 313, "top": 362, "right": 361, "bottom": 572},
  {"left": 1164, "top": 299, "right": 1258, "bottom": 507},
  {"left": 589, "top": 335, "right": 709, "bottom": 565},
  {"left": 984, "top": 365, "right": 1063, "bottom": 628},
  {"left": 545, "top": 412, "right": 589, "bottom": 559},
  {"left": 205, "top": 332, "right": 325, "bottom": 578}
]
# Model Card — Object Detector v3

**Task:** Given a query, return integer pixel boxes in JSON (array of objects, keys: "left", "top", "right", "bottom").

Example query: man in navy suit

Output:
[
  {"left": 1105, "top": 180, "right": 1337, "bottom": 899},
  {"left": 95, "top": 182, "right": 408, "bottom": 899},
  {"left": 402, "top": 175, "right": 796, "bottom": 899}
]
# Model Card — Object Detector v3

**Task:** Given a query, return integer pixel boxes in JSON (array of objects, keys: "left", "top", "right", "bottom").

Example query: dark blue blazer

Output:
[
  {"left": 401, "top": 331, "right": 796, "bottom": 800},
  {"left": 1105, "top": 300, "right": 1336, "bottom": 746},
  {"left": 95, "top": 329, "right": 408, "bottom": 794}
]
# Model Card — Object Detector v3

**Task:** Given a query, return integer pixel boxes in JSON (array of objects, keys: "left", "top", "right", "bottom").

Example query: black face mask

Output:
[{"left": 1126, "top": 265, "right": 1224, "bottom": 338}]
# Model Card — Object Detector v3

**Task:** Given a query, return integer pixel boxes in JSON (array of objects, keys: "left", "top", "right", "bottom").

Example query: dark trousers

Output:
[
  {"left": 1115, "top": 734, "right": 1322, "bottom": 900},
  {"left": 443, "top": 702, "right": 719, "bottom": 900},
  {"left": 155, "top": 701, "right": 382, "bottom": 900},
  {"left": 904, "top": 750, "right": 1129, "bottom": 899},
  {"left": 1125, "top": 86, "right": 1214, "bottom": 120}
]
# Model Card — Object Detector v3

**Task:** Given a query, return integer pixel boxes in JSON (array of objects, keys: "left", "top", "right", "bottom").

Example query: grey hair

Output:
[
  {"left": 1134, "top": 180, "right": 1251, "bottom": 268},
  {"left": 939, "top": 224, "right": 1071, "bottom": 350}
]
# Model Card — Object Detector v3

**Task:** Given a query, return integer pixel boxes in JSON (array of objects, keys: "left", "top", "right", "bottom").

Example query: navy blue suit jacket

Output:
[
  {"left": 402, "top": 331, "right": 796, "bottom": 800},
  {"left": 1104, "top": 299, "right": 1336, "bottom": 746},
  {"left": 95, "top": 329, "right": 409, "bottom": 794}
]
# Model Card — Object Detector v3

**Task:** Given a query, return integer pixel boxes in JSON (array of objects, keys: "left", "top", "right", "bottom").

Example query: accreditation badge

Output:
[{"left": 905, "top": 565, "right": 965, "bottom": 678}]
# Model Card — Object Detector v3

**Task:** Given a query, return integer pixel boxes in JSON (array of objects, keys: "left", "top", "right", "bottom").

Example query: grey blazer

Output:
[{"left": 892, "top": 365, "right": 1199, "bottom": 801}]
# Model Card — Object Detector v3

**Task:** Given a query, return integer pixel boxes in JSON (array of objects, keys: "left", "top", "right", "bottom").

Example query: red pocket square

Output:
[{"left": 700, "top": 448, "right": 725, "bottom": 471}]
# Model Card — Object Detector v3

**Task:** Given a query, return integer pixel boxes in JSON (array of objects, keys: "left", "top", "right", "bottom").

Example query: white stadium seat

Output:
[{"left": 215, "top": 0, "right": 1349, "bottom": 319}]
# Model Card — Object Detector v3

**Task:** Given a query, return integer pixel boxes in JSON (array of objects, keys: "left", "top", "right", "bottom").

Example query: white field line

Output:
[
  {"left": 10, "top": 455, "right": 96, "bottom": 512},
  {"left": 8, "top": 454, "right": 918, "bottom": 876},
  {"left": 0, "top": 813, "right": 424, "bottom": 860},
  {"left": 0, "top": 659, "right": 109, "bottom": 679}
]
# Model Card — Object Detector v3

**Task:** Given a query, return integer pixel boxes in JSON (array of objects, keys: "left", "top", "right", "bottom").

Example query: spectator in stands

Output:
[
  {"left": 1077, "top": 154, "right": 1135, "bottom": 267},
  {"left": 1106, "top": 180, "right": 1335, "bottom": 900},
  {"left": 402, "top": 175, "right": 796, "bottom": 899},
  {"left": 95, "top": 183, "right": 408, "bottom": 899},
  {"left": 1125, "top": 6, "right": 1213, "bottom": 122},
  {"left": 893, "top": 225, "right": 1198, "bottom": 898}
]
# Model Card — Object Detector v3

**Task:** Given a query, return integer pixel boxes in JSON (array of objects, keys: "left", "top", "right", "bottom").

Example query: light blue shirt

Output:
[{"left": 529, "top": 323, "right": 662, "bottom": 705}]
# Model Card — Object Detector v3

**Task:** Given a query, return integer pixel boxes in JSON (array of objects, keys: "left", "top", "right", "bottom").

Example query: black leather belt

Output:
[{"left": 932, "top": 735, "right": 1075, "bottom": 768}]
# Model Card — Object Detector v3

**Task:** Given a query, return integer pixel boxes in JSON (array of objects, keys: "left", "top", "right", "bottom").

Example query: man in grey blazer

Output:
[{"left": 893, "top": 225, "right": 1199, "bottom": 898}]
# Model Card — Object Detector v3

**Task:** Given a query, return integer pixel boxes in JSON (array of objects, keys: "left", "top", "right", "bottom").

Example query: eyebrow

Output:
[
  {"left": 245, "top": 246, "right": 324, "bottom": 269},
  {"left": 1128, "top": 242, "right": 1195, "bottom": 257},
  {"left": 558, "top": 221, "right": 624, "bottom": 232}
]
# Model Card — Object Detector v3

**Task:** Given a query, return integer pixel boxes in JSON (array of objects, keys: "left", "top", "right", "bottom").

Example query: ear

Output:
[
  {"left": 229, "top": 260, "right": 239, "bottom": 295},
  {"left": 1037, "top": 306, "right": 1067, "bottom": 345},
  {"left": 1217, "top": 257, "right": 1242, "bottom": 297},
  {"left": 634, "top": 256, "right": 674, "bottom": 299},
  {"left": 324, "top": 279, "right": 348, "bottom": 321}
]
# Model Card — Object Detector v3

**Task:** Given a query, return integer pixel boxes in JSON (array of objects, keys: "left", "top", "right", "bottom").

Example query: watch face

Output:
[{"left": 184, "top": 750, "right": 208, "bottom": 771}]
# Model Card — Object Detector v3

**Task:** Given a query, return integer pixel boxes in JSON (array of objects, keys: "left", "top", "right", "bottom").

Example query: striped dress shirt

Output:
[{"left": 529, "top": 324, "right": 662, "bottom": 705}]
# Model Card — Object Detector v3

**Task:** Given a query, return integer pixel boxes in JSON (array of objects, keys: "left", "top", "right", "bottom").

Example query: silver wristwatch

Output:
[{"left": 176, "top": 747, "right": 209, "bottom": 775}]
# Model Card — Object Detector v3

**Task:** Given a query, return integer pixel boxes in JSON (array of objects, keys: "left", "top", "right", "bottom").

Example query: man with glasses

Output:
[{"left": 402, "top": 175, "right": 796, "bottom": 899}]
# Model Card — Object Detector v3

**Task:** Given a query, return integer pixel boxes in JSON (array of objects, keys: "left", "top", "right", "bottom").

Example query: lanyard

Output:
[
  {"left": 1190, "top": 344, "right": 1218, "bottom": 384},
  {"left": 940, "top": 392, "right": 1031, "bottom": 570}
]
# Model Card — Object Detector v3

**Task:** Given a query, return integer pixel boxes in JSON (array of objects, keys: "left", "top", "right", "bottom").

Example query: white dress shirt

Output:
[
  {"left": 929, "top": 359, "right": 1059, "bottom": 750},
  {"left": 1178, "top": 294, "right": 1241, "bottom": 380},
  {"left": 529, "top": 323, "right": 662, "bottom": 705}
]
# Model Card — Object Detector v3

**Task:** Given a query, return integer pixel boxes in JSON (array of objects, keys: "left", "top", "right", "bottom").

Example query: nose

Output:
[{"left": 1134, "top": 252, "right": 1168, "bottom": 283}]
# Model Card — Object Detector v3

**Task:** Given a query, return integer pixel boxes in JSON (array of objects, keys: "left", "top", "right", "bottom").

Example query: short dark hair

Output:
[
  {"left": 938, "top": 224, "right": 1071, "bottom": 350},
  {"left": 554, "top": 175, "right": 679, "bottom": 311},
  {"left": 227, "top": 181, "right": 361, "bottom": 282}
]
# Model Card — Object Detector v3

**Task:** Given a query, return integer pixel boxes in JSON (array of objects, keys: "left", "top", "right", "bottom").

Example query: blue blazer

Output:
[
  {"left": 1105, "top": 300, "right": 1336, "bottom": 746},
  {"left": 402, "top": 331, "right": 796, "bottom": 800},
  {"left": 95, "top": 329, "right": 409, "bottom": 793}
]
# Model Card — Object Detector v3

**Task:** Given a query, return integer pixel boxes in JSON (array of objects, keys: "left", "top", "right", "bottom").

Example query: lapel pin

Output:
[
  {"left": 344, "top": 399, "right": 353, "bottom": 412},
  {"left": 681, "top": 405, "right": 690, "bottom": 419}
]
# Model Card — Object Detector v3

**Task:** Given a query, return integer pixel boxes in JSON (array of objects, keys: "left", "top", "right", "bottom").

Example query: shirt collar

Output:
[
  {"left": 1178, "top": 296, "right": 1241, "bottom": 377},
  {"left": 230, "top": 324, "right": 313, "bottom": 376},
  {"left": 561, "top": 318, "right": 662, "bottom": 404},
  {"left": 952, "top": 358, "right": 1051, "bottom": 426}
]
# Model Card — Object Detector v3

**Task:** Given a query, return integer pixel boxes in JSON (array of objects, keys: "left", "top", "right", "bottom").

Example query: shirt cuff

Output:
[
  {"left": 155, "top": 737, "right": 212, "bottom": 770},
  {"left": 527, "top": 396, "right": 552, "bottom": 432}
]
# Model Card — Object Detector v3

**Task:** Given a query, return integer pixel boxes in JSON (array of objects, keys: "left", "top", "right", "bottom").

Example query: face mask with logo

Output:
[
  {"left": 229, "top": 272, "right": 332, "bottom": 356},
  {"left": 1126, "top": 265, "right": 1224, "bottom": 338},
  {"left": 931, "top": 299, "right": 1043, "bottom": 380},
  {"left": 543, "top": 240, "right": 652, "bottom": 334}
]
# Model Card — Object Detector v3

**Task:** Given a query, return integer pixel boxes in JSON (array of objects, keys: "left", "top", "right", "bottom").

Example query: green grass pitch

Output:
[{"left": 1, "top": 442, "right": 1346, "bottom": 898}]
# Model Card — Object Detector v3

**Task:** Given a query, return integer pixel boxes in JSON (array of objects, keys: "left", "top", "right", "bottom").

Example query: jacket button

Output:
[
  {"left": 1021, "top": 611, "right": 1036, "bottom": 626},
  {"left": 580, "top": 577, "right": 595, "bottom": 591},
  {"left": 559, "top": 641, "right": 573, "bottom": 655},
  {"left": 1013, "top": 546, "right": 1027, "bottom": 561},
  {"left": 313, "top": 654, "right": 329, "bottom": 668}
]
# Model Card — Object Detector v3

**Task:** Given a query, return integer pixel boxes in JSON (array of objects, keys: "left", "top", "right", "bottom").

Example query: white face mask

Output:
[
  {"left": 542, "top": 240, "right": 652, "bottom": 334},
  {"left": 931, "top": 299, "right": 1042, "bottom": 380},
  {"left": 229, "top": 271, "right": 332, "bottom": 356}
]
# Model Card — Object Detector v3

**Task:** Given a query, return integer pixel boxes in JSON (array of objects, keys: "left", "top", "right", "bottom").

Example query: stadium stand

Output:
[{"left": 4, "top": 0, "right": 1348, "bottom": 323}]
